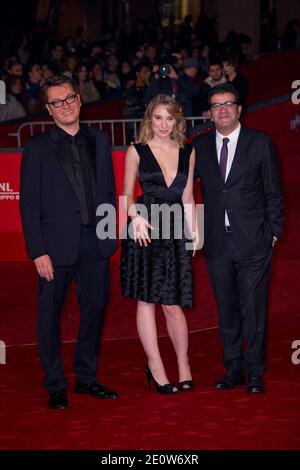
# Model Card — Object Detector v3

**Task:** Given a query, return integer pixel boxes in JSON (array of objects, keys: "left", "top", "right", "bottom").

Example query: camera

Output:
[{"left": 159, "top": 64, "right": 170, "bottom": 78}]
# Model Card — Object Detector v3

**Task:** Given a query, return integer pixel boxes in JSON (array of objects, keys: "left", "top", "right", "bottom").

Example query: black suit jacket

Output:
[
  {"left": 193, "top": 125, "right": 284, "bottom": 258},
  {"left": 20, "top": 125, "right": 118, "bottom": 264}
]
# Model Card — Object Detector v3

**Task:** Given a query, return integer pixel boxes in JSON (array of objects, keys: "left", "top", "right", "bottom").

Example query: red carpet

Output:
[
  {"left": 0, "top": 250, "right": 300, "bottom": 449},
  {"left": 0, "top": 308, "right": 299, "bottom": 450},
  {"left": 1, "top": 132, "right": 300, "bottom": 450}
]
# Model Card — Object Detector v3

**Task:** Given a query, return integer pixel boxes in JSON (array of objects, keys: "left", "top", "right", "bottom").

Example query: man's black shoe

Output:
[
  {"left": 214, "top": 369, "right": 245, "bottom": 390},
  {"left": 74, "top": 381, "right": 119, "bottom": 399},
  {"left": 247, "top": 371, "right": 265, "bottom": 393},
  {"left": 48, "top": 390, "right": 69, "bottom": 409}
]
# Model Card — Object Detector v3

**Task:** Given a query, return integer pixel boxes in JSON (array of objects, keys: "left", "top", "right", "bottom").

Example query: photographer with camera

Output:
[
  {"left": 145, "top": 58, "right": 199, "bottom": 117},
  {"left": 146, "top": 62, "right": 179, "bottom": 99}
]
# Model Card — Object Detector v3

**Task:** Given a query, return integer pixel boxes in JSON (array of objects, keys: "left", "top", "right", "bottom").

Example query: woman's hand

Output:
[
  {"left": 193, "top": 235, "right": 199, "bottom": 258},
  {"left": 192, "top": 231, "right": 201, "bottom": 257},
  {"left": 131, "top": 214, "right": 154, "bottom": 247}
]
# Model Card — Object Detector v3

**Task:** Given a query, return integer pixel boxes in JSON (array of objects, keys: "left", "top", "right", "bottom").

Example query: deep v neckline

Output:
[{"left": 147, "top": 144, "right": 180, "bottom": 189}]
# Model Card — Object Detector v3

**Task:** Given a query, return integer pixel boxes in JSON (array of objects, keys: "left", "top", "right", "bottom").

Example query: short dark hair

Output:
[
  {"left": 42, "top": 74, "right": 78, "bottom": 103},
  {"left": 5, "top": 74, "right": 23, "bottom": 90},
  {"left": 144, "top": 43, "right": 156, "bottom": 52},
  {"left": 208, "top": 83, "right": 240, "bottom": 107},
  {"left": 223, "top": 52, "right": 239, "bottom": 69},
  {"left": 7, "top": 59, "right": 22, "bottom": 71},
  {"left": 51, "top": 42, "right": 63, "bottom": 52},
  {"left": 28, "top": 63, "right": 40, "bottom": 73},
  {"left": 208, "top": 58, "right": 223, "bottom": 68},
  {"left": 135, "top": 62, "right": 150, "bottom": 74}
]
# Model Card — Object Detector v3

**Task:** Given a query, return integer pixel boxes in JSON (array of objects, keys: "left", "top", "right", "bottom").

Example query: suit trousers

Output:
[
  {"left": 37, "top": 226, "right": 110, "bottom": 392},
  {"left": 206, "top": 231, "right": 272, "bottom": 374}
]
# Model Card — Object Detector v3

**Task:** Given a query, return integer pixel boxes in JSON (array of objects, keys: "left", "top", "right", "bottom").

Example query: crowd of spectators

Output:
[{"left": 0, "top": 14, "right": 299, "bottom": 123}]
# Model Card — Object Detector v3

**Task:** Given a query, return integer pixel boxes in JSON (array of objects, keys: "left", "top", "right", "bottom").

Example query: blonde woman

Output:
[{"left": 121, "top": 94, "right": 198, "bottom": 394}]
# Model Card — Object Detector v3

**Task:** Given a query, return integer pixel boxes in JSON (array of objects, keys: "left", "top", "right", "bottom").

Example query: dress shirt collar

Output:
[
  {"left": 216, "top": 123, "right": 241, "bottom": 144},
  {"left": 56, "top": 125, "right": 83, "bottom": 144}
]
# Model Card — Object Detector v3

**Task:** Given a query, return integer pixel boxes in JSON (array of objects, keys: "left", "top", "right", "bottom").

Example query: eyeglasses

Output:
[
  {"left": 210, "top": 101, "right": 238, "bottom": 110},
  {"left": 47, "top": 94, "right": 77, "bottom": 108}
]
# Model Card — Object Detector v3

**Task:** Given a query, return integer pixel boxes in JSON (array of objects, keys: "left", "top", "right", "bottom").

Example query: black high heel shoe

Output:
[
  {"left": 145, "top": 366, "right": 178, "bottom": 394},
  {"left": 178, "top": 380, "right": 194, "bottom": 392}
]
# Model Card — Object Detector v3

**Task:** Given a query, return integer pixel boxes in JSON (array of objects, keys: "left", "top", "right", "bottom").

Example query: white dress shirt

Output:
[{"left": 216, "top": 124, "right": 241, "bottom": 227}]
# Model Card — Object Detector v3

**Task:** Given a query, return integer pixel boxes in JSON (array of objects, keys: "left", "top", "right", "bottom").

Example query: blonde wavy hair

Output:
[{"left": 138, "top": 94, "right": 187, "bottom": 147}]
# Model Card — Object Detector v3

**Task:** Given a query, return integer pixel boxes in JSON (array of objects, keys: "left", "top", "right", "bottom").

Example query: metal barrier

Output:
[{"left": 8, "top": 117, "right": 209, "bottom": 148}]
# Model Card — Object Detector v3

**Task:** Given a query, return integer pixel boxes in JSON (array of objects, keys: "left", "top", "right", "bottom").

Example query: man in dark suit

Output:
[
  {"left": 193, "top": 83, "right": 284, "bottom": 393},
  {"left": 20, "top": 75, "right": 118, "bottom": 409}
]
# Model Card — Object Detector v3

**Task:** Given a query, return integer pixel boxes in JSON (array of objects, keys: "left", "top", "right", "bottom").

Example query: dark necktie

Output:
[
  {"left": 219, "top": 137, "right": 229, "bottom": 181},
  {"left": 70, "top": 138, "right": 89, "bottom": 225}
]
